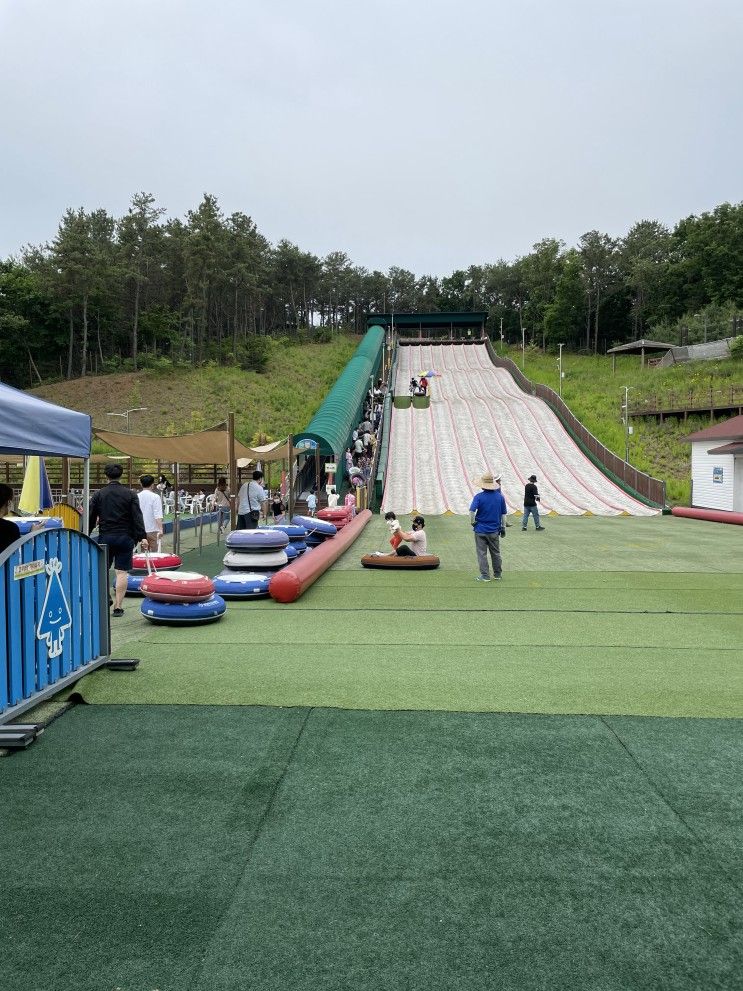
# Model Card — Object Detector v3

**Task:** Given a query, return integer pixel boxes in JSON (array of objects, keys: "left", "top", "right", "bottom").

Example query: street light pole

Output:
[
  {"left": 107, "top": 407, "right": 148, "bottom": 433},
  {"left": 622, "top": 386, "right": 631, "bottom": 463},
  {"left": 521, "top": 325, "right": 526, "bottom": 371},
  {"left": 558, "top": 344, "right": 564, "bottom": 399}
]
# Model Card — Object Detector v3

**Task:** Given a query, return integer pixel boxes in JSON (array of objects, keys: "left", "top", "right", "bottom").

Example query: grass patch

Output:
[{"left": 510, "top": 347, "right": 743, "bottom": 505}]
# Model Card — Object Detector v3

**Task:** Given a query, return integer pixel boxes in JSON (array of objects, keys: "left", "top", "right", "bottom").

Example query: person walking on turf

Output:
[
  {"left": 237, "top": 470, "right": 266, "bottom": 529},
  {"left": 88, "top": 463, "right": 148, "bottom": 616},
  {"left": 138, "top": 474, "right": 164, "bottom": 551},
  {"left": 470, "top": 472, "right": 507, "bottom": 581},
  {"left": 522, "top": 474, "right": 545, "bottom": 531}
]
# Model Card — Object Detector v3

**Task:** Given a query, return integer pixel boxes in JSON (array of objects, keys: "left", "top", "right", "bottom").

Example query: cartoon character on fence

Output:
[{"left": 36, "top": 558, "right": 72, "bottom": 659}]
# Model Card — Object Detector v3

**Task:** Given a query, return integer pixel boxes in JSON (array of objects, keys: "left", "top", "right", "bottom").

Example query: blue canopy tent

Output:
[{"left": 0, "top": 382, "right": 92, "bottom": 528}]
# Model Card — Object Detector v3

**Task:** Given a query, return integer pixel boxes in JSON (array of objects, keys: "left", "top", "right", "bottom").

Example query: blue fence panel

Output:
[
  {"left": 6, "top": 546, "right": 23, "bottom": 706},
  {"left": 21, "top": 541, "right": 37, "bottom": 698},
  {"left": 0, "top": 528, "right": 110, "bottom": 722},
  {"left": 34, "top": 533, "right": 49, "bottom": 691},
  {"left": 0, "top": 569, "right": 7, "bottom": 712}
]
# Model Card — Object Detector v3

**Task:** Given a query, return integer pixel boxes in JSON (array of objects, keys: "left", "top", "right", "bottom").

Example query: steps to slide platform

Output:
[{"left": 381, "top": 343, "right": 658, "bottom": 518}]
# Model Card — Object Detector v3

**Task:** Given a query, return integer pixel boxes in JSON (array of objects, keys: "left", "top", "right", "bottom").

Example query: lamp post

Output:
[
  {"left": 521, "top": 325, "right": 526, "bottom": 371},
  {"left": 107, "top": 407, "right": 148, "bottom": 433},
  {"left": 558, "top": 343, "right": 565, "bottom": 399},
  {"left": 622, "top": 387, "right": 631, "bottom": 463}
]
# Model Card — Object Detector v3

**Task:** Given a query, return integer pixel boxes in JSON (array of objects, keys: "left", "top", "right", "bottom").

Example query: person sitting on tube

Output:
[{"left": 396, "top": 516, "right": 427, "bottom": 556}]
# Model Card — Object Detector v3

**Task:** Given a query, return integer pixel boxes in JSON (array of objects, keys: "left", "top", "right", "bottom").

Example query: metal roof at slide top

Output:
[{"left": 296, "top": 325, "right": 384, "bottom": 456}]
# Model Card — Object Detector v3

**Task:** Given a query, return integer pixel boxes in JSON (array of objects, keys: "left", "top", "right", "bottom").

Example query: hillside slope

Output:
[
  {"left": 510, "top": 348, "right": 743, "bottom": 504},
  {"left": 31, "top": 337, "right": 358, "bottom": 444}
]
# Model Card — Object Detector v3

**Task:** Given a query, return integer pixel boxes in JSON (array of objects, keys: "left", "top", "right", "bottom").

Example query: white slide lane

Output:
[{"left": 381, "top": 343, "right": 658, "bottom": 517}]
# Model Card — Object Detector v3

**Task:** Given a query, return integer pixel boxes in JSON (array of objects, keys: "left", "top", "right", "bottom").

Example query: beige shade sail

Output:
[
  {"left": 236, "top": 438, "right": 307, "bottom": 467},
  {"left": 94, "top": 424, "right": 304, "bottom": 466}
]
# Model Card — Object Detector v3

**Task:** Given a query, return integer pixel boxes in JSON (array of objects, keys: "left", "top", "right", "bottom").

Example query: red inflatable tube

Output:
[
  {"left": 269, "top": 509, "right": 372, "bottom": 603},
  {"left": 317, "top": 507, "right": 351, "bottom": 522},
  {"left": 671, "top": 507, "right": 743, "bottom": 525},
  {"left": 140, "top": 571, "right": 215, "bottom": 603}
]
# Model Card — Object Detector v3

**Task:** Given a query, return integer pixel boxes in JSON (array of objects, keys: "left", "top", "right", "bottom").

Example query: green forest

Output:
[{"left": 2, "top": 192, "right": 743, "bottom": 388}]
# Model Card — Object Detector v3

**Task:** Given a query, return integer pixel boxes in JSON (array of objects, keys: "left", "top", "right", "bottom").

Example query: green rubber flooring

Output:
[{"left": 2, "top": 705, "right": 741, "bottom": 991}]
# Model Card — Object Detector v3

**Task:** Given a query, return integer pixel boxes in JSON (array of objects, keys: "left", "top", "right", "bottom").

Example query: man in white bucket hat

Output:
[{"left": 469, "top": 472, "right": 507, "bottom": 582}]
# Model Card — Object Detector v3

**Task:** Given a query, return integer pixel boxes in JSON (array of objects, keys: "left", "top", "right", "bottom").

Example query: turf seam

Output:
[
  {"left": 185, "top": 705, "right": 315, "bottom": 991},
  {"left": 128, "top": 640, "right": 743, "bottom": 651},
  {"left": 599, "top": 716, "right": 743, "bottom": 899},
  {"left": 224, "top": 607, "right": 743, "bottom": 616}
]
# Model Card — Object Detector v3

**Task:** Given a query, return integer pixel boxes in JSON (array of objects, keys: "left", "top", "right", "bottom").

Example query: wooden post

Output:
[
  {"left": 287, "top": 435, "right": 294, "bottom": 521},
  {"left": 228, "top": 412, "right": 237, "bottom": 532},
  {"left": 174, "top": 462, "right": 180, "bottom": 555}
]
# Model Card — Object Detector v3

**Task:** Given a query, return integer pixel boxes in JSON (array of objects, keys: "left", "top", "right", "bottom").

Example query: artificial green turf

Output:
[
  {"left": 77, "top": 516, "right": 743, "bottom": 717},
  {"left": 2, "top": 705, "right": 741, "bottom": 991},
  {"left": 79, "top": 642, "right": 743, "bottom": 716}
]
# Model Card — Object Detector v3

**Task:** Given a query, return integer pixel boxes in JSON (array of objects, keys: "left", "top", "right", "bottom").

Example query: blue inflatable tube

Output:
[
  {"left": 212, "top": 572, "right": 271, "bottom": 599},
  {"left": 141, "top": 594, "right": 227, "bottom": 624},
  {"left": 291, "top": 515, "right": 337, "bottom": 537},
  {"left": 226, "top": 529, "right": 289, "bottom": 551},
  {"left": 126, "top": 574, "right": 144, "bottom": 595},
  {"left": 267, "top": 523, "right": 308, "bottom": 541}
]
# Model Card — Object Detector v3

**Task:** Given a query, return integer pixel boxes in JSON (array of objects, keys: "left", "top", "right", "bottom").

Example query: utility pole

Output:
[
  {"left": 622, "top": 386, "right": 631, "bottom": 463},
  {"left": 558, "top": 344, "right": 564, "bottom": 400}
]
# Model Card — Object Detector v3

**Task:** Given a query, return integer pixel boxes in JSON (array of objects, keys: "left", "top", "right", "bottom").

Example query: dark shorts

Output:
[{"left": 99, "top": 534, "right": 135, "bottom": 571}]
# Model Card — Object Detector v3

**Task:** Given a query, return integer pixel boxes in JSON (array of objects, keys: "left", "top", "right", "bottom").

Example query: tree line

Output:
[{"left": 1, "top": 192, "right": 742, "bottom": 387}]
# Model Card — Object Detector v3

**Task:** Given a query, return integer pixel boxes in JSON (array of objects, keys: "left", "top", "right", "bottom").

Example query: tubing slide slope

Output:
[{"left": 382, "top": 343, "right": 658, "bottom": 517}]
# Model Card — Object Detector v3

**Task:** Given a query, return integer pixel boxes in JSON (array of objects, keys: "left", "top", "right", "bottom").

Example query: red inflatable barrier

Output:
[
  {"left": 671, "top": 507, "right": 743, "bottom": 525},
  {"left": 269, "top": 509, "right": 372, "bottom": 603}
]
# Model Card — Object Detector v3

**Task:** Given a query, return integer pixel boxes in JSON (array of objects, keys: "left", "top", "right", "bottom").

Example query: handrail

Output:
[
  {"left": 631, "top": 384, "right": 743, "bottom": 415},
  {"left": 484, "top": 340, "right": 667, "bottom": 508}
]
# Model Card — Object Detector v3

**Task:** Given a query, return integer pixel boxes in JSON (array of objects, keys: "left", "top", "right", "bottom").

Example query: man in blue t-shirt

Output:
[{"left": 469, "top": 472, "right": 507, "bottom": 582}]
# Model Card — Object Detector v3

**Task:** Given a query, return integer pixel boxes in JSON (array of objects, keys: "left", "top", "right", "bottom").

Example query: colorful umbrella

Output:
[{"left": 18, "top": 456, "right": 54, "bottom": 514}]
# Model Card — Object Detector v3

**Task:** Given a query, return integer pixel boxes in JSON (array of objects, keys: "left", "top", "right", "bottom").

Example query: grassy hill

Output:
[
  {"left": 32, "top": 336, "right": 359, "bottom": 447},
  {"left": 515, "top": 346, "right": 743, "bottom": 504}
]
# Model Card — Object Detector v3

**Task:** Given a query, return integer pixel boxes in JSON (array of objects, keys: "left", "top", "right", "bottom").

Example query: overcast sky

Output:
[{"left": 1, "top": 0, "right": 741, "bottom": 275}]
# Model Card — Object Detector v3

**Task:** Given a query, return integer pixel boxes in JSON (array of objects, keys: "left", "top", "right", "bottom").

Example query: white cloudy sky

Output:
[{"left": 1, "top": 0, "right": 741, "bottom": 275}]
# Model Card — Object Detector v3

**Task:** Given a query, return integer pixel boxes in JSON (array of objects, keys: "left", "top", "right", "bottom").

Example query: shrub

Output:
[
  {"left": 730, "top": 336, "right": 743, "bottom": 359},
  {"left": 236, "top": 336, "right": 270, "bottom": 373}
]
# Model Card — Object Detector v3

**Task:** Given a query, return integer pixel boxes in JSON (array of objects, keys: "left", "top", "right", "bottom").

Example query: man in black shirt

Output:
[
  {"left": 89, "top": 464, "right": 147, "bottom": 616},
  {"left": 522, "top": 474, "right": 546, "bottom": 532}
]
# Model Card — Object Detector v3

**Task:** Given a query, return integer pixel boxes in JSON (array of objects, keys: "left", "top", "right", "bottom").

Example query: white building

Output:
[{"left": 686, "top": 414, "right": 743, "bottom": 512}]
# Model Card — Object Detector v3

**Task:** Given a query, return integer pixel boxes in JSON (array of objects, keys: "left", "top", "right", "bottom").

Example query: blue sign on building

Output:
[{"left": 713, "top": 466, "right": 723, "bottom": 484}]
